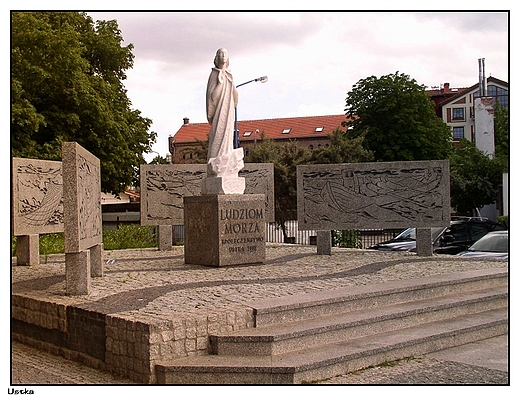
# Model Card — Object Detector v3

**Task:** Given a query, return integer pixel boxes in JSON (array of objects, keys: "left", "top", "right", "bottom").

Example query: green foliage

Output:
[
  {"left": 345, "top": 72, "right": 453, "bottom": 161},
  {"left": 246, "top": 129, "right": 373, "bottom": 241},
  {"left": 246, "top": 136, "right": 311, "bottom": 240},
  {"left": 39, "top": 233, "right": 65, "bottom": 255},
  {"left": 102, "top": 224, "right": 157, "bottom": 250},
  {"left": 333, "top": 230, "right": 362, "bottom": 249},
  {"left": 449, "top": 139, "right": 504, "bottom": 214},
  {"left": 12, "top": 233, "right": 65, "bottom": 256},
  {"left": 493, "top": 100, "right": 509, "bottom": 172},
  {"left": 11, "top": 12, "right": 156, "bottom": 194},
  {"left": 12, "top": 225, "right": 158, "bottom": 255},
  {"left": 497, "top": 215, "right": 508, "bottom": 228},
  {"left": 310, "top": 128, "right": 374, "bottom": 164},
  {"left": 149, "top": 155, "right": 169, "bottom": 164}
]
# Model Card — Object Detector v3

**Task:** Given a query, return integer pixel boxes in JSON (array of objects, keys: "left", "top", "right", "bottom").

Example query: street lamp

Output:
[{"left": 234, "top": 76, "right": 268, "bottom": 148}]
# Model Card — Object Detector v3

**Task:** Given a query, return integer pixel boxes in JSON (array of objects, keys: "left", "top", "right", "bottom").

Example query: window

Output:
[
  {"left": 282, "top": 128, "right": 291, "bottom": 134},
  {"left": 452, "top": 108, "right": 465, "bottom": 120},
  {"left": 444, "top": 224, "right": 468, "bottom": 243},
  {"left": 243, "top": 131, "right": 252, "bottom": 137},
  {"left": 315, "top": 127, "right": 324, "bottom": 132},
  {"left": 453, "top": 127, "right": 464, "bottom": 140},
  {"left": 474, "top": 84, "right": 509, "bottom": 109}
]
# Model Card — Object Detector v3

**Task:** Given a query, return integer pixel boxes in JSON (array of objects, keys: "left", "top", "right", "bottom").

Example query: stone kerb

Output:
[
  {"left": 62, "top": 142, "right": 103, "bottom": 295},
  {"left": 11, "top": 157, "right": 64, "bottom": 265},
  {"left": 297, "top": 160, "right": 450, "bottom": 255},
  {"left": 140, "top": 163, "right": 275, "bottom": 225}
]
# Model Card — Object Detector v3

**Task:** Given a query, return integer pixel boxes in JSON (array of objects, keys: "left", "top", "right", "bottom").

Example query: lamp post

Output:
[{"left": 234, "top": 76, "right": 268, "bottom": 149}]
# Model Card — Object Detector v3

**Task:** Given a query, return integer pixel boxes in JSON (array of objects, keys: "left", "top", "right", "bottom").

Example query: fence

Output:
[{"left": 171, "top": 222, "right": 404, "bottom": 249}]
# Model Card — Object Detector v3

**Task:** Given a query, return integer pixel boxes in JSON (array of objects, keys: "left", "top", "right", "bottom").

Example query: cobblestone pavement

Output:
[{"left": 10, "top": 244, "right": 510, "bottom": 386}]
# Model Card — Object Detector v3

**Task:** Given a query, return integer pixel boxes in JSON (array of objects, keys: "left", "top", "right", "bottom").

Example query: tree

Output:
[
  {"left": 310, "top": 128, "right": 374, "bottom": 164},
  {"left": 345, "top": 72, "right": 453, "bottom": 162},
  {"left": 245, "top": 136, "right": 311, "bottom": 242},
  {"left": 449, "top": 139, "right": 503, "bottom": 214},
  {"left": 493, "top": 100, "right": 509, "bottom": 172},
  {"left": 11, "top": 12, "right": 156, "bottom": 193}
]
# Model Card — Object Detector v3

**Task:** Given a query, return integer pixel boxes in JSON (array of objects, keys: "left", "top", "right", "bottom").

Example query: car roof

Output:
[{"left": 484, "top": 230, "right": 508, "bottom": 235}]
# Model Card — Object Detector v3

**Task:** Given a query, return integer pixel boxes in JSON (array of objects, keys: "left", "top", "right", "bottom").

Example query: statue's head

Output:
[{"left": 214, "top": 48, "right": 230, "bottom": 69}]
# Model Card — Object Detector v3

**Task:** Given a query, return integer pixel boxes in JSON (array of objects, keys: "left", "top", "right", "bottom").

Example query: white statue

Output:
[{"left": 202, "top": 48, "right": 245, "bottom": 194}]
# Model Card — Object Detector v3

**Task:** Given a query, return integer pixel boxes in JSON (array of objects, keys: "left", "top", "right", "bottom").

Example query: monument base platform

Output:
[{"left": 184, "top": 194, "right": 266, "bottom": 267}]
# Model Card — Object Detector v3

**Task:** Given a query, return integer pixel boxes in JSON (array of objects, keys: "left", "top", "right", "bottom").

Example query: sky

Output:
[{"left": 84, "top": 9, "right": 510, "bottom": 162}]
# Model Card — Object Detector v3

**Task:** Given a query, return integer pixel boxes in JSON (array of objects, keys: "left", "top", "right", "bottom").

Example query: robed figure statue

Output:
[{"left": 203, "top": 48, "right": 245, "bottom": 194}]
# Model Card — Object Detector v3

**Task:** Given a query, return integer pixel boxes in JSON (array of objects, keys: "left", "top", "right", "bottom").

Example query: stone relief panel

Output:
[
  {"left": 62, "top": 142, "right": 102, "bottom": 252},
  {"left": 12, "top": 158, "right": 64, "bottom": 236},
  {"left": 297, "top": 160, "right": 450, "bottom": 230},
  {"left": 140, "top": 163, "right": 275, "bottom": 225},
  {"left": 140, "top": 164, "right": 206, "bottom": 225}
]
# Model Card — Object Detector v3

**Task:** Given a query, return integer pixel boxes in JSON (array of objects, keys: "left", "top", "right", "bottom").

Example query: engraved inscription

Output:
[{"left": 220, "top": 205, "right": 265, "bottom": 254}]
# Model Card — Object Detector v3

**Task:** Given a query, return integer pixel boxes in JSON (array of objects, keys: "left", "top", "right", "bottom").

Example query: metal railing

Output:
[{"left": 171, "top": 222, "right": 403, "bottom": 249}]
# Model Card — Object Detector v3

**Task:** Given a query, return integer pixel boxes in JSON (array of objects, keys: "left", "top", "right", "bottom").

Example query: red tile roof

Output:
[{"left": 172, "top": 114, "right": 350, "bottom": 143}]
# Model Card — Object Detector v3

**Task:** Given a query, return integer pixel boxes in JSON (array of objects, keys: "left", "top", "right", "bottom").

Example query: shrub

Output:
[{"left": 333, "top": 230, "right": 363, "bottom": 249}]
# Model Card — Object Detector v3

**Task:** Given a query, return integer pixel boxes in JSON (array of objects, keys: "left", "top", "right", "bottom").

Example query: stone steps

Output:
[{"left": 155, "top": 268, "right": 508, "bottom": 384}]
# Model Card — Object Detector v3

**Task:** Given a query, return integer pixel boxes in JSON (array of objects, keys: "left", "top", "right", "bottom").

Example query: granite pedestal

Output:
[{"left": 184, "top": 194, "right": 266, "bottom": 267}]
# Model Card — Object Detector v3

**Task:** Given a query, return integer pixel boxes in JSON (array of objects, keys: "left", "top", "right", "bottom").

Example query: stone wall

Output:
[{"left": 12, "top": 293, "right": 254, "bottom": 383}]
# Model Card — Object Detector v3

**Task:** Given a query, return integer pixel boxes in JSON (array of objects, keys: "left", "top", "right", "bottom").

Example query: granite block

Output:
[
  {"left": 316, "top": 231, "right": 332, "bottom": 256},
  {"left": 297, "top": 160, "right": 450, "bottom": 231},
  {"left": 15, "top": 234, "right": 39, "bottom": 266},
  {"left": 65, "top": 250, "right": 91, "bottom": 295},
  {"left": 62, "top": 142, "right": 102, "bottom": 253},
  {"left": 140, "top": 163, "right": 275, "bottom": 225},
  {"left": 11, "top": 157, "right": 63, "bottom": 236},
  {"left": 184, "top": 194, "right": 266, "bottom": 266},
  {"left": 158, "top": 225, "right": 173, "bottom": 251},
  {"left": 416, "top": 228, "right": 433, "bottom": 256}
]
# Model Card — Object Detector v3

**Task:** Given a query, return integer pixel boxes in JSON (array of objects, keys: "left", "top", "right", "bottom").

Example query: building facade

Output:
[
  {"left": 437, "top": 77, "right": 508, "bottom": 143},
  {"left": 169, "top": 114, "right": 350, "bottom": 164}
]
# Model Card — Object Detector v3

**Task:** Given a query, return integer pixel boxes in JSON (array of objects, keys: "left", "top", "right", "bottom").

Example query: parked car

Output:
[
  {"left": 369, "top": 217, "right": 507, "bottom": 255},
  {"left": 457, "top": 231, "right": 508, "bottom": 260}
]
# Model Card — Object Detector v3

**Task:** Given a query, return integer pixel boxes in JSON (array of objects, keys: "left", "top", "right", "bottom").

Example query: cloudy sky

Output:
[{"left": 83, "top": 10, "right": 508, "bottom": 161}]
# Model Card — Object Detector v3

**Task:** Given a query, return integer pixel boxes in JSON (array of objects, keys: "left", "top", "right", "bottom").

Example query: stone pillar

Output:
[
  {"left": 66, "top": 250, "right": 91, "bottom": 295},
  {"left": 184, "top": 194, "right": 265, "bottom": 266},
  {"left": 316, "top": 230, "right": 332, "bottom": 255},
  {"left": 157, "top": 225, "right": 173, "bottom": 251},
  {"left": 416, "top": 228, "right": 433, "bottom": 256},
  {"left": 15, "top": 234, "right": 39, "bottom": 266},
  {"left": 90, "top": 243, "right": 104, "bottom": 277}
]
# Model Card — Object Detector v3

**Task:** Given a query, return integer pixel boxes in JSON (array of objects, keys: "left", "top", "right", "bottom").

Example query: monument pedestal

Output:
[{"left": 184, "top": 194, "right": 266, "bottom": 267}]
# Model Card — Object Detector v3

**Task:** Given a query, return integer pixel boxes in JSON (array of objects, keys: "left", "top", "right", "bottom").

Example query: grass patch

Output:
[
  {"left": 102, "top": 224, "right": 157, "bottom": 250},
  {"left": 12, "top": 224, "right": 158, "bottom": 256}
]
